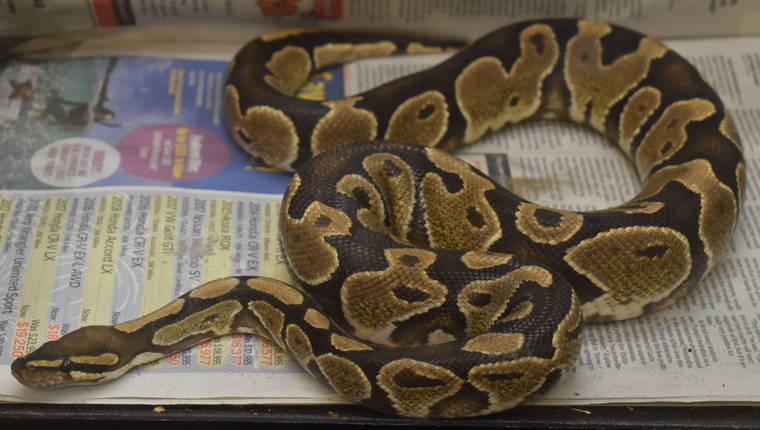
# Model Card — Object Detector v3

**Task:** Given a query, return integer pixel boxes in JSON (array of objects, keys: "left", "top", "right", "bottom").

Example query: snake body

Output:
[{"left": 12, "top": 19, "right": 744, "bottom": 418}]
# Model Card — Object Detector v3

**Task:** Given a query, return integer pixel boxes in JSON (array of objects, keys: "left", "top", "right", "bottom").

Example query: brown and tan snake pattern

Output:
[{"left": 12, "top": 19, "right": 744, "bottom": 418}]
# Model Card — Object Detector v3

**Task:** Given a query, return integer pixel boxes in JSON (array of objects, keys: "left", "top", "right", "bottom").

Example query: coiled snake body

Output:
[{"left": 12, "top": 19, "right": 745, "bottom": 418}]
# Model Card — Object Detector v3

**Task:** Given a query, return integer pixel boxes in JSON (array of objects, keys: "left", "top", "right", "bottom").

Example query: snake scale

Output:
[{"left": 12, "top": 19, "right": 745, "bottom": 418}]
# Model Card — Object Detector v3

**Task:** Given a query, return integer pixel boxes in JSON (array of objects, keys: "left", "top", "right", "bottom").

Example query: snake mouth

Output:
[{"left": 11, "top": 357, "right": 70, "bottom": 388}]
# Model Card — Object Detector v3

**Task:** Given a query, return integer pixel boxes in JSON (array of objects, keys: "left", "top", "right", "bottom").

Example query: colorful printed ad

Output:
[{"left": 0, "top": 55, "right": 345, "bottom": 194}]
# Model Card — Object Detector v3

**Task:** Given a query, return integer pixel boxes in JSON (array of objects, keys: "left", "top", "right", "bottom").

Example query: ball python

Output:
[{"left": 11, "top": 19, "right": 745, "bottom": 418}]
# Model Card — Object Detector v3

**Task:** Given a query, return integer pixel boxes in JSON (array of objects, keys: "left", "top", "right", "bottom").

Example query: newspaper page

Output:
[
  {"left": 4, "top": 0, "right": 760, "bottom": 41},
  {"left": 0, "top": 34, "right": 759, "bottom": 406},
  {"left": 343, "top": 36, "right": 760, "bottom": 405},
  {"left": 0, "top": 54, "right": 338, "bottom": 404}
]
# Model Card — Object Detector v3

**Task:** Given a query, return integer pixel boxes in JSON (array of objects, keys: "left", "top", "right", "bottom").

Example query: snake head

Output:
[{"left": 11, "top": 326, "right": 133, "bottom": 388}]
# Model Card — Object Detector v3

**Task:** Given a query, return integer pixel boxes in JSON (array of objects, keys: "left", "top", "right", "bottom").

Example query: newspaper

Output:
[
  {"left": 1, "top": 29, "right": 760, "bottom": 407},
  {"left": 4, "top": 0, "right": 760, "bottom": 49}
]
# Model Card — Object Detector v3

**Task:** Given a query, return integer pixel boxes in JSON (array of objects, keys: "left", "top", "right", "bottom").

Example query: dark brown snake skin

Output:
[{"left": 12, "top": 19, "right": 745, "bottom": 418}]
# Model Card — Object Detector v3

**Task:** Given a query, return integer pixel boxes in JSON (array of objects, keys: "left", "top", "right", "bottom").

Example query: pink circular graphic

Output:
[{"left": 118, "top": 124, "right": 229, "bottom": 182}]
